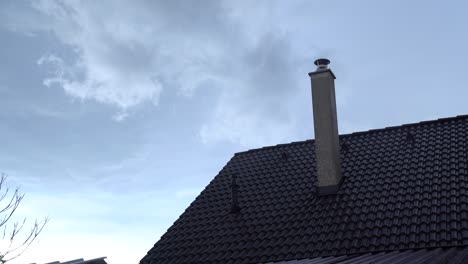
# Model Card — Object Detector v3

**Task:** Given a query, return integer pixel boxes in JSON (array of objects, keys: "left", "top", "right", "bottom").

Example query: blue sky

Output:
[{"left": 1, "top": 0, "right": 468, "bottom": 263}]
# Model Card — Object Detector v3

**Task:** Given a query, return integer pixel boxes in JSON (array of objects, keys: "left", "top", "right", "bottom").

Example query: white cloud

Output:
[
  {"left": 5, "top": 0, "right": 313, "bottom": 145},
  {"left": 199, "top": 97, "right": 298, "bottom": 147},
  {"left": 29, "top": 0, "right": 226, "bottom": 112},
  {"left": 199, "top": 33, "right": 303, "bottom": 147}
]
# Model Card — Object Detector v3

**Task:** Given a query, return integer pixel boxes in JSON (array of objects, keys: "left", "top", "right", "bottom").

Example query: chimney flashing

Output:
[{"left": 316, "top": 177, "right": 343, "bottom": 195}]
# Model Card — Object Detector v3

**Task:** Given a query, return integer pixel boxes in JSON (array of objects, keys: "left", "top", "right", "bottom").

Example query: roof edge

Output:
[
  {"left": 234, "top": 114, "right": 468, "bottom": 156},
  {"left": 265, "top": 243, "right": 468, "bottom": 264}
]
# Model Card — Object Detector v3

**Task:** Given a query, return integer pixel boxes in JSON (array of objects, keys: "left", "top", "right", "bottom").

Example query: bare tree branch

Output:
[
  {"left": 4, "top": 216, "right": 49, "bottom": 262},
  {"left": 0, "top": 173, "right": 49, "bottom": 263}
]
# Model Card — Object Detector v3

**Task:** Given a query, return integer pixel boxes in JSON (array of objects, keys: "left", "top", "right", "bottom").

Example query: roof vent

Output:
[
  {"left": 314, "top": 58, "right": 330, "bottom": 71},
  {"left": 406, "top": 132, "right": 415, "bottom": 145},
  {"left": 341, "top": 141, "right": 350, "bottom": 154},
  {"left": 230, "top": 174, "right": 240, "bottom": 213}
]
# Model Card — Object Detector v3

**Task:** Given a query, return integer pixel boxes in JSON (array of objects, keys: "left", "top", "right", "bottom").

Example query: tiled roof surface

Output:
[
  {"left": 141, "top": 115, "right": 468, "bottom": 264},
  {"left": 268, "top": 247, "right": 468, "bottom": 264}
]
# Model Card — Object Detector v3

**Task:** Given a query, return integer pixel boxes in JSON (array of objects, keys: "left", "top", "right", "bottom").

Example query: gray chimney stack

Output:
[{"left": 308, "top": 58, "right": 343, "bottom": 195}]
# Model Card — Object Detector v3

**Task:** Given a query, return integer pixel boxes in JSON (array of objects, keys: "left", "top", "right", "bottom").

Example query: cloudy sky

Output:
[{"left": 1, "top": 0, "right": 468, "bottom": 263}]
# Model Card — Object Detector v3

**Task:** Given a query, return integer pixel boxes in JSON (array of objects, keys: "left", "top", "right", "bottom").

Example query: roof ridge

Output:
[
  {"left": 344, "top": 114, "right": 468, "bottom": 137},
  {"left": 234, "top": 139, "right": 313, "bottom": 155},
  {"left": 234, "top": 114, "right": 468, "bottom": 155}
]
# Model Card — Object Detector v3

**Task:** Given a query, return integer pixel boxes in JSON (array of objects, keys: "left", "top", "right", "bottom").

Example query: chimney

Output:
[{"left": 308, "top": 58, "right": 343, "bottom": 195}]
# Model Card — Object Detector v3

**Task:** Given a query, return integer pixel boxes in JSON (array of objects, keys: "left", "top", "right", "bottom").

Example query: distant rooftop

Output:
[{"left": 44, "top": 257, "right": 107, "bottom": 264}]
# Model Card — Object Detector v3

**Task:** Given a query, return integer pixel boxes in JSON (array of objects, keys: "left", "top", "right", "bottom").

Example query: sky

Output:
[{"left": 0, "top": 0, "right": 468, "bottom": 263}]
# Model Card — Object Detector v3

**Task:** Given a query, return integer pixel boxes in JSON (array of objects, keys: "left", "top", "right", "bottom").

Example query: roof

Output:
[
  {"left": 45, "top": 257, "right": 107, "bottom": 264},
  {"left": 140, "top": 114, "right": 468, "bottom": 264},
  {"left": 267, "top": 247, "right": 468, "bottom": 264}
]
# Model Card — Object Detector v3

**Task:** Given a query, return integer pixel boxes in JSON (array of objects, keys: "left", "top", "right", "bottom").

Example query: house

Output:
[
  {"left": 44, "top": 257, "right": 107, "bottom": 264},
  {"left": 140, "top": 59, "right": 468, "bottom": 264}
]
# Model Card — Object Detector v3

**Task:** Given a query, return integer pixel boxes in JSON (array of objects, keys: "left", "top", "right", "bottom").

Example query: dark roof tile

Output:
[{"left": 141, "top": 115, "right": 468, "bottom": 264}]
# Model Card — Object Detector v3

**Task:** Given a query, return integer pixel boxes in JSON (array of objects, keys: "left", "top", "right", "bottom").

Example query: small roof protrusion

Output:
[
  {"left": 406, "top": 132, "right": 415, "bottom": 145},
  {"left": 230, "top": 174, "right": 240, "bottom": 213},
  {"left": 341, "top": 141, "right": 350, "bottom": 154}
]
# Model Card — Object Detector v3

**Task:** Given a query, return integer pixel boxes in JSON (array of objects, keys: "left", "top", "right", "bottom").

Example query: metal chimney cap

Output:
[
  {"left": 308, "top": 58, "right": 335, "bottom": 78},
  {"left": 314, "top": 58, "right": 330, "bottom": 69}
]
